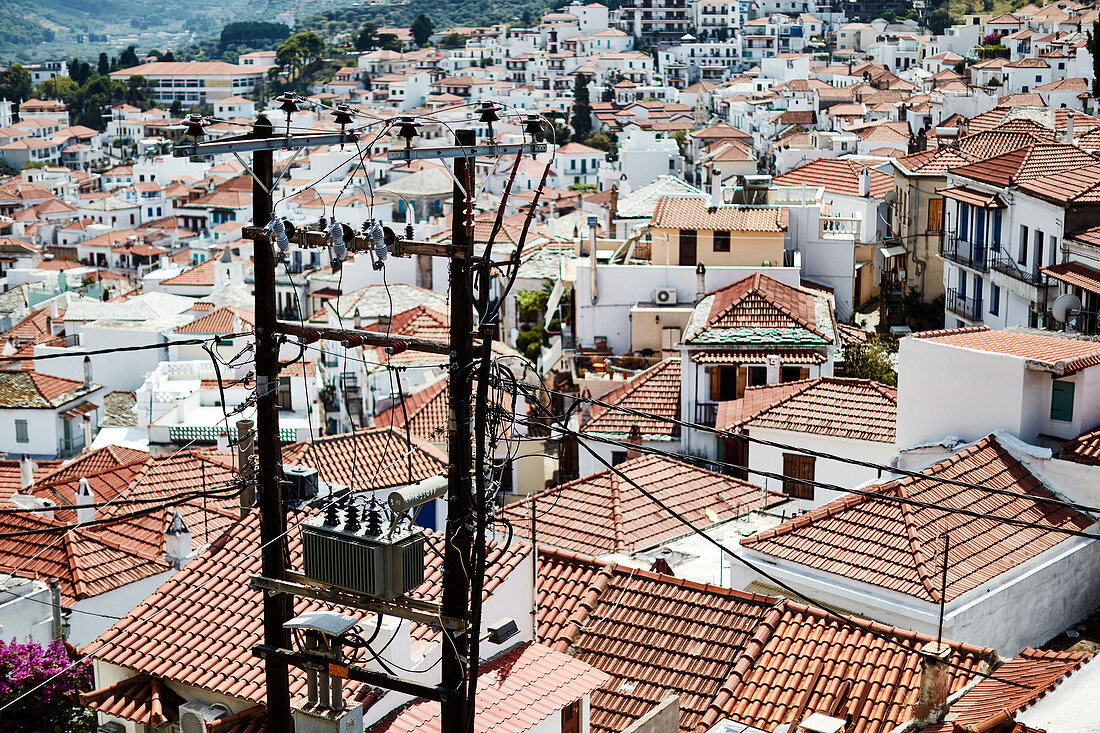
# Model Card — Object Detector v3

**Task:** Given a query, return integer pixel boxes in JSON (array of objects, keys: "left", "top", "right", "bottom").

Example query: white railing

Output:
[{"left": 819, "top": 215, "right": 861, "bottom": 239}]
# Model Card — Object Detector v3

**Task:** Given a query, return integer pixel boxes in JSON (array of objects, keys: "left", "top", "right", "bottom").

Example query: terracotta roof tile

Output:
[
  {"left": 773, "top": 159, "right": 893, "bottom": 199},
  {"left": 80, "top": 672, "right": 185, "bottom": 727},
  {"left": 581, "top": 358, "right": 680, "bottom": 440},
  {"left": 160, "top": 258, "right": 218, "bottom": 287},
  {"left": 503, "top": 453, "right": 773, "bottom": 556},
  {"left": 282, "top": 426, "right": 447, "bottom": 490},
  {"left": 370, "top": 642, "right": 609, "bottom": 733},
  {"left": 741, "top": 434, "right": 1094, "bottom": 603},
  {"left": 535, "top": 548, "right": 610, "bottom": 650},
  {"left": 174, "top": 306, "right": 255, "bottom": 335},
  {"left": 650, "top": 197, "right": 788, "bottom": 232},
  {"left": 911, "top": 325, "right": 1100, "bottom": 374},
  {"left": 685, "top": 273, "right": 834, "bottom": 347},
  {"left": 717, "top": 377, "right": 896, "bottom": 443}
]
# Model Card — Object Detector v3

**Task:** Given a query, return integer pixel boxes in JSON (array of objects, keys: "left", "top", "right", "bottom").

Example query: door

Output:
[
  {"left": 562, "top": 701, "right": 581, "bottom": 733},
  {"left": 679, "top": 229, "right": 697, "bottom": 266}
]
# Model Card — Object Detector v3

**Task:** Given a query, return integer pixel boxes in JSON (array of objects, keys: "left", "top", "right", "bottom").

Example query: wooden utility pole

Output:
[
  {"left": 440, "top": 128, "right": 477, "bottom": 733},
  {"left": 251, "top": 115, "right": 293, "bottom": 733}
]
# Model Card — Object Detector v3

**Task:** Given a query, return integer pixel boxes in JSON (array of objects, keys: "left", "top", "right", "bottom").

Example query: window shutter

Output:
[
  {"left": 736, "top": 366, "right": 748, "bottom": 399},
  {"left": 782, "top": 453, "right": 815, "bottom": 500},
  {"left": 1051, "top": 380, "right": 1075, "bottom": 422},
  {"left": 928, "top": 198, "right": 943, "bottom": 232},
  {"left": 708, "top": 367, "right": 720, "bottom": 401},
  {"left": 798, "top": 367, "right": 810, "bottom": 380}
]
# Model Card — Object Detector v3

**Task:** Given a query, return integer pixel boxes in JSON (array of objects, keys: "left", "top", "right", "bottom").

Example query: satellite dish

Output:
[{"left": 1052, "top": 293, "right": 1082, "bottom": 324}]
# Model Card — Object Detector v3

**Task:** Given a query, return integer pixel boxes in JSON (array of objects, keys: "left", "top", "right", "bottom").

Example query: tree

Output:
[
  {"left": 0, "top": 638, "right": 95, "bottom": 733},
  {"left": 119, "top": 45, "right": 139, "bottom": 69},
  {"left": 570, "top": 74, "right": 592, "bottom": 140},
  {"left": 926, "top": 8, "right": 951, "bottom": 35},
  {"left": 583, "top": 132, "right": 615, "bottom": 152},
  {"left": 0, "top": 64, "right": 33, "bottom": 104},
  {"left": 35, "top": 76, "right": 76, "bottom": 104},
  {"left": 97, "top": 52, "right": 109, "bottom": 77},
  {"left": 438, "top": 33, "right": 465, "bottom": 49},
  {"left": 356, "top": 21, "right": 379, "bottom": 51},
  {"left": 170, "top": 99, "right": 183, "bottom": 116},
  {"left": 521, "top": 10, "right": 533, "bottom": 25},
  {"left": 1089, "top": 20, "right": 1100, "bottom": 98},
  {"left": 67, "top": 58, "right": 92, "bottom": 86},
  {"left": 162, "top": 50, "right": 175, "bottom": 62},
  {"left": 836, "top": 337, "right": 897, "bottom": 386},
  {"left": 126, "top": 75, "right": 153, "bottom": 106},
  {"left": 412, "top": 14, "right": 435, "bottom": 47}
]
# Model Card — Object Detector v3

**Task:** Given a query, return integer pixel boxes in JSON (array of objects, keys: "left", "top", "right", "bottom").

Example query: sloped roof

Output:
[
  {"left": 80, "top": 673, "right": 186, "bottom": 728},
  {"left": 650, "top": 197, "right": 788, "bottom": 232},
  {"left": 174, "top": 306, "right": 254, "bottom": 335},
  {"left": 282, "top": 426, "right": 447, "bottom": 490},
  {"left": 615, "top": 176, "right": 704, "bottom": 219},
  {"left": 741, "top": 434, "right": 1094, "bottom": 603},
  {"left": 0, "top": 371, "right": 94, "bottom": 408},
  {"left": 684, "top": 273, "right": 835, "bottom": 347},
  {"left": 371, "top": 642, "right": 609, "bottom": 733},
  {"left": 159, "top": 258, "right": 217, "bottom": 287},
  {"left": 581, "top": 358, "right": 680, "bottom": 440},
  {"left": 772, "top": 158, "right": 893, "bottom": 199},
  {"left": 952, "top": 142, "right": 1098, "bottom": 188},
  {"left": 717, "top": 377, "right": 896, "bottom": 443},
  {"left": 911, "top": 325, "right": 1100, "bottom": 375},
  {"left": 503, "top": 453, "right": 772, "bottom": 556},
  {"left": 333, "top": 283, "right": 447, "bottom": 319}
]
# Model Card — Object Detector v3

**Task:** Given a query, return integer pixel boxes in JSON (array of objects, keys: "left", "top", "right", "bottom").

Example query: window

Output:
[
  {"left": 611, "top": 450, "right": 629, "bottom": 465},
  {"left": 959, "top": 202, "right": 969, "bottom": 240},
  {"left": 713, "top": 230, "right": 730, "bottom": 252},
  {"left": 1018, "top": 226, "right": 1029, "bottom": 265},
  {"left": 277, "top": 377, "right": 293, "bottom": 411},
  {"left": 1051, "top": 379, "right": 1075, "bottom": 421},
  {"left": 928, "top": 198, "right": 943, "bottom": 232},
  {"left": 989, "top": 284, "right": 1000, "bottom": 316},
  {"left": 15, "top": 419, "right": 28, "bottom": 444},
  {"left": 782, "top": 453, "right": 815, "bottom": 499}
]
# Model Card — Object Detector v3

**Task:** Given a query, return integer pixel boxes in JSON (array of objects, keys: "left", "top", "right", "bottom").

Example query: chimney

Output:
[
  {"left": 765, "top": 354, "right": 781, "bottom": 385},
  {"left": 237, "top": 418, "right": 256, "bottom": 517},
  {"left": 164, "top": 510, "right": 192, "bottom": 569},
  {"left": 1066, "top": 111, "right": 1075, "bottom": 144},
  {"left": 589, "top": 216, "right": 599, "bottom": 305},
  {"left": 609, "top": 185, "right": 619, "bottom": 232},
  {"left": 82, "top": 415, "right": 92, "bottom": 452},
  {"left": 696, "top": 262, "right": 707, "bottom": 303},
  {"left": 82, "top": 356, "right": 92, "bottom": 390},
  {"left": 353, "top": 308, "right": 362, "bottom": 330},
  {"left": 627, "top": 424, "right": 642, "bottom": 460},
  {"left": 711, "top": 173, "right": 722, "bottom": 207},
  {"left": 19, "top": 453, "right": 35, "bottom": 490},
  {"left": 75, "top": 477, "right": 95, "bottom": 524},
  {"left": 911, "top": 642, "right": 952, "bottom": 725},
  {"left": 859, "top": 167, "right": 871, "bottom": 198},
  {"left": 578, "top": 389, "right": 592, "bottom": 427}
]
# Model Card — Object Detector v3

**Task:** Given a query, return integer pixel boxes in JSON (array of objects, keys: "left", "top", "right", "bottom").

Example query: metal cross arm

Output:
[
  {"left": 244, "top": 227, "right": 468, "bottom": 260},
  {"left": 173, "top": 129, "right": 363, "bottom": 157},
  {"left": 252, "top": 645, "right": 461, "bottom": 703},
  {"left": 274, "top": 321, "right": 452, "bottom": 356},
  {"left": 387, "top": 142, "right": 545, "bottom": 161}
]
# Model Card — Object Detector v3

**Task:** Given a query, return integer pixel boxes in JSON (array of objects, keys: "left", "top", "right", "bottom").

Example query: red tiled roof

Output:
[
  {"left": 690, "top": 273, "right": 831, "bottom": 344},
  {"left": 741, "top": 435, "right": 1094, "bottom": 603},
  {"left": 650, "top": 197, "right": 788, "bottom": 232},
  {"left": 503, "top": 453, "right": 773, "bottom": 556},
  {"left": 0, "top": 458, "right": 60, "bottom": 501},
  {"left": 1043, "top": 260, "right": 1100, "bottom": 295},
  {"left": 1019, "top": 163, "right": 1100, "bottom": 205},
  {"left": 689, "top": 349, "right": 826, "bottom": 364},
  {"left": 160, "top": 258, "right": 217, "bottom": 287},
  {"left": 581, "top": 358, "right": 680, "bottom": 439},
  {"left": 911, "top": 325, "right": 1100, "bottom": 375},
  {"left": 716, "top": 377, "right": 896, "bottom": 443},
  {"left": 929, "top": 647, "right": 1093, "bottom": 731},
  {"left": 80, "top": 673, "right": 185, "bottom": 727},
  {"left": 174, "top": 306, "right": 255, "bottom": 335},
  {"left": 937, "top": 185, "right": 1006, "bottom": 208},
  {"left": 0, "top": 370, "right": 90, "bottom": 408},
  {"left": 282, "top": 426, "right": 447, "bottom": 491},
  {"left": 535, "top": 548, "right": 609, "bottom": 649},
  {"left": 702, "top": 601, "right": 998, "bottom": 733},
  {"left": 1060, "top": 423, "right": 1100, "bottom": 465},
  {"left": 2, "top": 307, "right": 53, "bottom": 343},
  {"left": 370, "top": 642, "right": 609, "bottom": 733},
  {"left": 773, "top": 159, "right": 893, "bottom": 199},
  {"left": 374, "top": 376, "right": 449, "bottom": 441},
  {"left": 91, "top": 512, "right": 529, "bottom": 704},
  {"left": 952, "top": 143, "right": 1098, "bottom": 188}
]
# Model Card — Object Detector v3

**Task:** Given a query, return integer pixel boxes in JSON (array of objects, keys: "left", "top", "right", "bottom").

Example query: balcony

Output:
[
  {"left": 946, "top": 288, "right": 983, "bottom": 322},
  {"left": 695, "top": 401, "right": 718, "bottom": 427},
  {"left": 942, "top": 236, "right": 988, "bottom": 272},
  {"left": 59, "top": 435, "right": 86, "bottom": 458},
  {"left": 990, "top": 252, "right": 1046, "bottom": 287}
]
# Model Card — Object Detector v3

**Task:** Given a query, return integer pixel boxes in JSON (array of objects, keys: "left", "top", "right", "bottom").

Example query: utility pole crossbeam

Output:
[
  {"left": 387, "top": 142, "right": 545, "bottom": 161},
  {"left": 172, "top": 130, "right": 361, "bottom": 157}
]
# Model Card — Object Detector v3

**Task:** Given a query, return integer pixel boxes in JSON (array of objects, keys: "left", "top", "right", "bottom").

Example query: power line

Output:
[{"left": 0, "top": 333, "right": 255, "bottom": 363}]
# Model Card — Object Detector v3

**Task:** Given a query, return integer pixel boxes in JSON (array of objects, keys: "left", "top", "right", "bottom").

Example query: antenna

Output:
[{"left": 1052, "top": 292, "right": 1082, "bottom": 327}]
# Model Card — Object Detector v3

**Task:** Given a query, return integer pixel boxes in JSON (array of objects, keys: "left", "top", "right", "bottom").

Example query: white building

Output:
[{"left": 108, "top": 61, "right": 265, "bottom": 105}]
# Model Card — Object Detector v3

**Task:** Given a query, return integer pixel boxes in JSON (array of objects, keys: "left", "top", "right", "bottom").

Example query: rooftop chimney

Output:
[
  {"left": 75, "top": 478, "right": 95, "bottom": 525},
  {"left": 711, "top": 173, "right": 723, "bottom": 207},
  {"left": 589, "top": 216, "right": 599, "bottom": 305},
  {"left": 627, "top": 424, "right": 642, "bottom": 461},
  {"left": 859, "top": 166, "right": 871, "bottom": 198},
  {"left": 1066, "top": 111, "right": 1075, "bottom": 145},
  {"left": 164, "top": 510, "right": 192, "bottom": 569},
  {"left": 696, "top": 262, "right": 707, "bottom": 303},
  {"left": 82, "top": 356, "right": 92, "bottom": 390},
  {"left": 765, "top": 354, "right": 781, "bottom": 385},
  {"left": 19, "top": 453, "right": 35, "bottom": 490},
  {"left": 609, "top": 185, "right": 620, "bottom": 229},
  {"left": 911, "top": 642, "right": 952, "bottom": 725}
]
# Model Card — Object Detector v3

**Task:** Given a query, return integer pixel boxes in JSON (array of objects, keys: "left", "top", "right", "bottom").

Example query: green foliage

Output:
[
  {"left": 671, "top": 128, "right": 688, "bottom": 156},
  {"left": 836, "top": 337, "right": 898, "bottom": 387},
  {"left": 926, "top": 8, "right": 952, "bottom": 35},
  {"left": 356, "top": 22, "right": 379, "bottom": 51},
  {"left": 297, "top": 0, "right": 556, "bottom": 43},
  {"left": 35, "top": 76, "right": 77, "bottom": 104},
  {"left": 0, "top": 64, "right": 33, "bottom": 106},
  {"left": 516, "top": 326, "right": 545, "bottom": 361},
  {"left": 97, "top": 53, "right": 109, "bottom": 77},
  {"left": 411, "top": 14, "right": 435, "bottom": 46},
  {"left": 119, "top": 45, "right": 139, "bottom": 68},
  {"left": 22, "top": 161, "right": 45, "bottom": 170},
  {"left": 276, "top": 31, "right": 326, "bottom": 81},
  {"left": 570, "top": 74, "right": 592, "bottom": 140},
  {"left": 902, "top": 288, "right": 946, "bottom": 332},
  {"left": 220, "top": 21, "right": 290, "bottom": 49},
  {"left": 516, "top": 288, "right": 550, "bottom": 320},
  {"left": 567, "top": 183, "right": 597, "bottom": 192},
  {"left": 439, "top": 33, "right": 466, "bottom": 49}
]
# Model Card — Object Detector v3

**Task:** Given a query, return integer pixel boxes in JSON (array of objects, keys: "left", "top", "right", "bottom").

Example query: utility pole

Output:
[
  {"left": 252, "top": 114, "right": 293, "bottom": 733},
  {"left": 441, "top": 128, "right": 476, "bottom": 732}
]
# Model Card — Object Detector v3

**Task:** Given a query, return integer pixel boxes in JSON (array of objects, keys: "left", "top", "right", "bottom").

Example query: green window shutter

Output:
[{"left": 1051, "top": 380, "right": 1075, "bottom": 422}]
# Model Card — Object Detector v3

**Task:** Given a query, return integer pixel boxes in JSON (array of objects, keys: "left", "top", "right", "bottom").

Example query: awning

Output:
[
  {"left": 60, "top": 402, "right": 98, "bottom": 419},
  {"left": 1043, "top": 261, "right": 1100, "bottom": 296},
  {"left": 690, "top": 349, "right": 827, "bottom": 365},
  {"left": 880, "top": 245, "right": 907, "bottom": 259},
  {"left": 936, "top": 185, "right": 1006, "bottom": 209}
]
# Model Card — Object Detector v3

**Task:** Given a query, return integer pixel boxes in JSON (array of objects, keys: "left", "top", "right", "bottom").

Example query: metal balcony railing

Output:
[
  {"left": 695, "top": 401, "right": 718, "bottom": 427},
  {"left": 946, "top": 288, "right": 983, "bottom": 321},
  {"left": 990, "top": 252, "right": 1046, "bottom": 287},
  {"left": 942, "top": 236, "right": 988, "bottom": 272}
]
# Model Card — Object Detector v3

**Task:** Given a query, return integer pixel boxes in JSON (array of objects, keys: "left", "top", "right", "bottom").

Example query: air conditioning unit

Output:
[
  {"left": 302, "top": 510, "right": 425, "bottom": 599},
  {"left": 654, "top": 288, "right": 678, "bottom": 305},
  {"left": 179, "top": 702, "right": 230, "bottom": 733}
]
